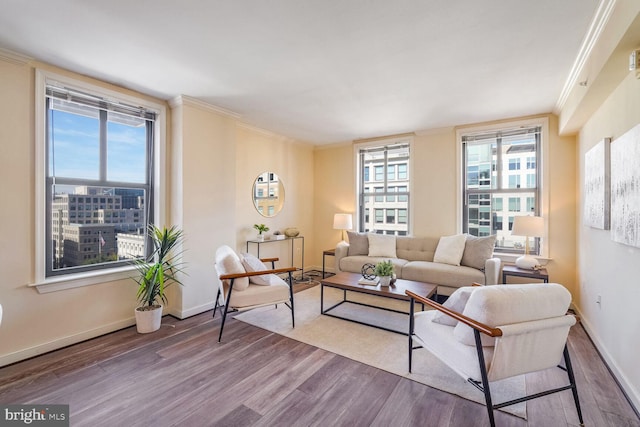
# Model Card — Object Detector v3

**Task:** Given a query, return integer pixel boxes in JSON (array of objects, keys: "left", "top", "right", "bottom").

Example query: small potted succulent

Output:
[
  {"left": 374, "top": 260, "right": 394, "bottom": 287},
  {"left": 254, "top": 223, "right": 269, "bottom": 241}
]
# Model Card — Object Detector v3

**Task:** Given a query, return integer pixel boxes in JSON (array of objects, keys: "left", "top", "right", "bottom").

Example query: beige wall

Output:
[
  {"left": 0, "top": 59, "right": 151, "bottom": 365},
  {"left": 235, "top": 125, "right": 315, "bottom": 269},
  {"left": 577, "top": 71, "right": 640, "bottom": 409},
  {"left": 312, "top": 117, "right": 578, "bottom": 294},
  {"left": 0, "top": 59, "right": 315, "bottom": 365}
]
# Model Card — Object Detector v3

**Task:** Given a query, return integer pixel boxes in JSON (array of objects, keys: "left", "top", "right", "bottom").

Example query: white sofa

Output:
[{"left": 334, "top": 233, "right": 501, "bottom": 289}]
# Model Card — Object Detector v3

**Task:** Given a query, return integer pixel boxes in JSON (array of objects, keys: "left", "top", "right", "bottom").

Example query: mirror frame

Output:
[{"left": 252, "top": 171, "right": 285, "bottom": 217}]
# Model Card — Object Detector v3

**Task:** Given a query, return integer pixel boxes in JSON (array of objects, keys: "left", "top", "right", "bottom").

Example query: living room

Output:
[{"left": 1, "top": 0, "right": 639, "bottom": 425}]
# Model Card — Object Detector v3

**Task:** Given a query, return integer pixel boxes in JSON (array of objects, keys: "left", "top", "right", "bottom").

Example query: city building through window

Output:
[
  {"left": 461, "top": 125, "right": 541, "bottom": 254},
  {"left": 357, "top": 140, "right": 411, "bottom": 235},
  {"left": 43, "top": 77, "right": 158, "bottom": 277}
]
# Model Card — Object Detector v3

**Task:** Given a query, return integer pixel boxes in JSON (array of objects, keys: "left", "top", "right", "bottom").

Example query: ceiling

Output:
[{"left": 0, "top": 0, "right": 601, "bottom": 144}]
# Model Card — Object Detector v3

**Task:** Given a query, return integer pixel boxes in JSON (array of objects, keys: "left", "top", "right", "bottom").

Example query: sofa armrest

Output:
[
  {"left": 484, "top": 257, "right": 501, "bottom": 285},
  {"left": 334, "top": 241, "right": 349, "bottom": 273}
]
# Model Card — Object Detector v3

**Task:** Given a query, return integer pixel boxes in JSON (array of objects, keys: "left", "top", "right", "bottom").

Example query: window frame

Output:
[
  {"left": 456, "top": 117, "right": 549, "bottom": 261},
  {"left": 33, "top": 70, "right": 167, "bottom": 293},
  {"left": 354, "top": 137, "right": 413, "bottom": 234}
]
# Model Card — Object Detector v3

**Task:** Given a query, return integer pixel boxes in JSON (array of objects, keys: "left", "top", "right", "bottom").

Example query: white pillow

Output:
[
  {"left": 215, "top": 246, "right": 249, "bottom": 291},
  {"left": 241, "top": 253, "right": 280, "bottom": 286},
  {"left": 433, "top": 234, "right": 467, "bottom": 266},
  {"left": 367, "top": 233, "right": 397, "bottom": 258},
  {"left": 432, "top": 286, "right": 475, "bottom": 326}
]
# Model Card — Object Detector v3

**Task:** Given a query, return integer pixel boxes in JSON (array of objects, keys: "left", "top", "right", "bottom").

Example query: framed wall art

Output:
[
  {"left": 610, "top": 124, "right": 640, "bottom": 248},
  {"left": 584, "top": 138, "right": 610, "bottom": 230}
]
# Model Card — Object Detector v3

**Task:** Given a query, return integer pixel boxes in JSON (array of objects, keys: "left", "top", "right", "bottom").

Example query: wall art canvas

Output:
[
  {"left": 611, "top": 124, "right": 640, "bottom": 248},
  {"left": 584, "top": 138, "right": 610, "bottom": 229}
]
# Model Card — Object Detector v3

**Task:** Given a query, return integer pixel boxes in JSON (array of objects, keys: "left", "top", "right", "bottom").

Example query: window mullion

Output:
[{"left": 99, "top": 110, "right": 108, "bottom": 182}]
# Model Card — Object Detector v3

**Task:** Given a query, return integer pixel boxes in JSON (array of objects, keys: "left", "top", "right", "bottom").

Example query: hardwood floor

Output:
[{"left": 1, "top": 291, "right": 638, "bottom": 426}]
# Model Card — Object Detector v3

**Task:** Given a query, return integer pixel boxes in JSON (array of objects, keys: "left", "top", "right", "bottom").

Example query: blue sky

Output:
[{"left": 49, "top": 110, "right": 146, "bottom": 186}]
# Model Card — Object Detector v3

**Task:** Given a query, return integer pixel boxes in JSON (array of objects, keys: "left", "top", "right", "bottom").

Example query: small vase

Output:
[
  {"left": 257, "top": 234, "right": 264, "bottom": 242},
  {"left": 379, "top": 276, "right": 391, "bottom": 287}
]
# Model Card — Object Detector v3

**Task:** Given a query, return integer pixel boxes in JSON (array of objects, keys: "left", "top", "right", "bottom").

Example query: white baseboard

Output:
[
  {"left": 0, "top": 317, "right": 136, "bottom": 368},
  {"left": 572, "top": 305, "right": 640, "bottom": 413},
  {"left": 167, "top": 301, "right": 217, "bottom": 319}
]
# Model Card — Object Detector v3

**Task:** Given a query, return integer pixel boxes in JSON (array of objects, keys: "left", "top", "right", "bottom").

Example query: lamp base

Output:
[{"left": 515, "top": 255, "right": 539, "bottom": 270}]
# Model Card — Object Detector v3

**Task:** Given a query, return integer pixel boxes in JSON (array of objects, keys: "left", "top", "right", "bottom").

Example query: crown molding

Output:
[
  {"left": 168, "top": 95, "right": 241, "bottom": 119},
  {"left": 0, "top": 47, "right": 32, "bottom": 65},
  {"left": 554, "top": 0, "right": 617, "bottom": 113}
]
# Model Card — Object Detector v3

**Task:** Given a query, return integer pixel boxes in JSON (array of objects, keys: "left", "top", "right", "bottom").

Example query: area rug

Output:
[{"left": 235, "top": 285, "right": 527, "bottom": 419}]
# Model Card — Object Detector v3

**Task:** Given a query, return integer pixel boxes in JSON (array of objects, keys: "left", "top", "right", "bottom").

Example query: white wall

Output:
[{"left": 577, "top": 71, "right": 640, "bottom": 409}]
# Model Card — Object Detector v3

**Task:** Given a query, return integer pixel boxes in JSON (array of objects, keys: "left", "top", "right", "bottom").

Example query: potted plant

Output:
[
  {"left": 254, "top": 223, "right": 269, "bottom": 241},
  {"left": 374, "top": 260, "right": 394, "bottom": 287},
  {"left": 132, "top": 225, "right": 185, "bottom": 333}
]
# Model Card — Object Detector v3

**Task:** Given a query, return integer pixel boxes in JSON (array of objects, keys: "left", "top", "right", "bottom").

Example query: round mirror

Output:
[{"left": 252, "top": 172, "right": 285, "bottom": 217}]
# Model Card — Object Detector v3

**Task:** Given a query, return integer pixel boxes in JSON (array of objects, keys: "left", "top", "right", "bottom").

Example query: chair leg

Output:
[
  {"left": 288, "top": 271, "right": 295, "bottom": 328},
  {"left": 213, "top": 288, "right": 221, "bottom": 319},
  {"left": 408, "top": 297, "right": 415, "bottom": 373},
  {"left": 563, "top": 345, "right": 584, "bottom": 426},
  {"left": 218, "top": 280, "right": 235, "bottom": 343},
  {"left": 474, "top": 329, "right": 495, "bottom": 427}
]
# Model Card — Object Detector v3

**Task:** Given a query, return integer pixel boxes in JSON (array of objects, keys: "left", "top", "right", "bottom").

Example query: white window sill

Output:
[{"left": 30, "top": 265, "right": 137, "bottom": 293}]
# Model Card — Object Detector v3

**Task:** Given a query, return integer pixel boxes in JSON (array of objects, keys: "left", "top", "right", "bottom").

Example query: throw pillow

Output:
[
  {"left": 215, "top": 246, "right": 249, "bottom": 291},
  {"left": 461, "top": 234, "right": 497, "bottom": 270},
  {"left": 433, "top": 234, "right": 467, "bottom": 266},
  {"left": 347, "top": 231, "right": 369, "bottom": 256},
  {"left": 432, "top": 286, "right": 475, "bottom": 326},
  {"left": 241, "top": 253, "right": 273, "bottom": 286},
  {"left": 368, "top": 233, "right": 397, "bottom": 258}
]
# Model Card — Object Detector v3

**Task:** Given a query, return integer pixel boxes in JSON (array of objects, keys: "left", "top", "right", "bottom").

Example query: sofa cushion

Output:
[
  {"left": 461, "top": 234, "right": 496, "bottom": 270},
  {"left": 229, "top": 282, "right": 290, "bottom": 308},
  {"left": 453, "top": 283, "right": 572, "bottom": 347},
  {"left": 215, "top": 245, "right": 249, "bottom": 291},
  {"left": 432, "top": 286, "right": 476, "bottom": 326},
  {"left": 433, "top": 234, "right": 467, "bottom": 266},
  {"left": 401, "top": 261, "right": 484, "bottom": 288},
  {"left": 340, "top": 256, "right": 408, "bottom": 276},
  {"left": 368, "top": 233, "right": 397, "bottom": 258},
  {"left": 347, "top": 231, "right": 369, "bottom": 256},
  {"left": 396, "top": 236, "right": 438, "bottom": 262}
]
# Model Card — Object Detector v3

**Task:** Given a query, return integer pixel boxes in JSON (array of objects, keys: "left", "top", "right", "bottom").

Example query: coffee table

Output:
[{"left": 320, "top": 272, "right": 438, "bottom": 335}]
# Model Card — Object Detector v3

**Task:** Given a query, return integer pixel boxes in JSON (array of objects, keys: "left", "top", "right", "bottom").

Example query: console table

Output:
[
  {"left": 502, "top": 264, "right": 549, "bottom": 283},
  {"left": 246, "top": 236, "right": 305, "bottom": 279}
]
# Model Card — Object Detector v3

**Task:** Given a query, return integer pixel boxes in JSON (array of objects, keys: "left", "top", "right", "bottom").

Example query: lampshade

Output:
[
  {"left": 511, "top": 215, "right": 544, "bottom": 270},
  {"left": 511, "top": 216, "right": 544, "bottom": 237},
  {"left": 333, "top": 213, "right": 353, "bottom": 230}
]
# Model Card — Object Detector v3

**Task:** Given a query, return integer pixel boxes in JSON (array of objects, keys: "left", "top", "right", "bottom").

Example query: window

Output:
[
  {"left": 37, "top": 71, "right": 164, "bottom": 282},
  {"left": 357, "top": 141, "right": 411, "bottom": 235},
  {"left": 462, "top": 125, "right": 541, "bottom": 253}
]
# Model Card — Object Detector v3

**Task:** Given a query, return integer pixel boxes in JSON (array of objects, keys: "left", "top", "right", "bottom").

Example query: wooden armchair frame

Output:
[
  {"left": 214, "top": 257, "right": 297, "bottom": 342},
  {"left": 406, "top": 290, "right": 584, "bottom": 427}
]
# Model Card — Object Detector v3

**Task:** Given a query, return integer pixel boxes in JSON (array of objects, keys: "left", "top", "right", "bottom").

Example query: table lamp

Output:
[
  {"left": 511, "top": 215, "right": 544, "bottom": 269},
  {"left": 333, "top": 213, "right": 353, "bottom": 243}
]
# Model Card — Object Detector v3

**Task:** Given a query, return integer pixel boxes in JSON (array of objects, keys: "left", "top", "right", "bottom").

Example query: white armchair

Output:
[
  {"left": 406, "top": 283, "right": 583, "bottom": 427},
  {"left": 214, "top": 245, "right": 297, "bottom": 342}
]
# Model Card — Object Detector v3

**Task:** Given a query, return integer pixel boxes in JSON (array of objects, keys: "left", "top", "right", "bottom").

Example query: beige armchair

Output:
[
  {"left": 214, "top": 245, "right": 297, "bottom": 342},
  {"left": 406, "top": 283, "right": 583, "bottom": 427}
]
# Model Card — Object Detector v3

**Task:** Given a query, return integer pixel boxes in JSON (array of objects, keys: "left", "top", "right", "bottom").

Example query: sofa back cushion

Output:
[
  {"left": 395, "top": 236, "right": 439, "bottom": 261},
  {"left": 461, "top": 234, "right": 496, "bottom": 270},
  {"left": 347, "top": 231, "right": 369, "bottom": 256}
]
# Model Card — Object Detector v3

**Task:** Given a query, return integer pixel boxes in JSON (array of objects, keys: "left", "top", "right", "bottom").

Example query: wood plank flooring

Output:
[{"left": 1, "top": 289, "right": 638, "bottom": 426}]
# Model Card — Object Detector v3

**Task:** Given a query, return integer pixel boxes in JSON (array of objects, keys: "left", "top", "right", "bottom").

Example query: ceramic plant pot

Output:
[{"left": 135, "top": 305, "right": 162, "bottom": 333}]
